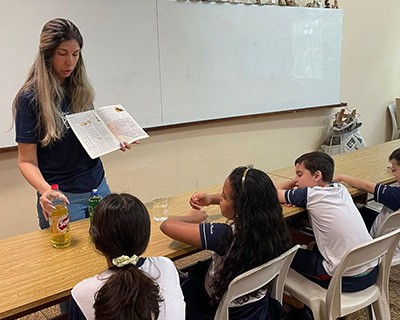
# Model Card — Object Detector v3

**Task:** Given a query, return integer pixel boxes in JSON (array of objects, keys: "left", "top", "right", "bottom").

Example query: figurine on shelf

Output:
[
  {"left": 306, "top": 0, "right": 320, "bottom": 7},
  {"left": 325, "top": 0, "right": 330, "bottom": 8},
  {"left": 286, "top": 0, "right": 298, "bottom": 6},
  {"left": 331, "top": 0, "right": 339, "bottom": 8},
  {"left": 278, "top": 0, "right": 287, "bottom": 6}
]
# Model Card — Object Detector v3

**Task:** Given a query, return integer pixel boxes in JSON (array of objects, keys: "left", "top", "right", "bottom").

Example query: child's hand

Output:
[
  {"left": 189, "top": 192, "right": 211, "bottom": 209},
  {"left": 284, "top": 203, "right": 296, "bottom": 207}
]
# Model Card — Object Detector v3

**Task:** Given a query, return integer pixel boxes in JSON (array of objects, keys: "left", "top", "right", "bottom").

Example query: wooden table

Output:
[
  {"left": 0, "top": 177, "right": 301, "bottom": 319},
  {"left": 4, "top": 139, "right": 395, "bottom": 319},
  {"left": 269, "top": 140, "right": 400, "bottom": 197}
]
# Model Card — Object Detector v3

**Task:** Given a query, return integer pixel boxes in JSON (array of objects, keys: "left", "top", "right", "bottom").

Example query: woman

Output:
[{"left": 12, "top": 18, "right": 131, "bottom": 228}]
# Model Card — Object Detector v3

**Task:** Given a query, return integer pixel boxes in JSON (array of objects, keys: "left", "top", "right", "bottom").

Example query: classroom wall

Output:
[{"left": 1, "top": 0, "right": 400, "bottom": 239}]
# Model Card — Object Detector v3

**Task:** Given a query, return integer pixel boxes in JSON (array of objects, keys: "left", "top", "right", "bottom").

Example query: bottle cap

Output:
[
  {"left": 92, "top": 189, "right": 99, "bottom": 195},
  {"left": 51, "top": 184, "right": 59, "bottom": 190}
]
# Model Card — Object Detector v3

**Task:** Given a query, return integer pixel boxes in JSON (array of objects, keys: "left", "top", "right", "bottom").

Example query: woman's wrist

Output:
[{"left": 37, "top": 182, "right": 51, "bottom": 196}]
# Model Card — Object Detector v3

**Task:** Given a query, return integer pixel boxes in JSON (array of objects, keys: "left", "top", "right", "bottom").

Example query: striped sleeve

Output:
[{"left": 199, "top": 223, "right": 232, "bottom": 256}]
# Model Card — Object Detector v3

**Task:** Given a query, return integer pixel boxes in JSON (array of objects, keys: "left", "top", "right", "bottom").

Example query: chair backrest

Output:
[
  {"left": 388, "top": 103, "right": 400, "bottom": 140},
  {"left": 375, "top": 210, "right": 400, "bottom": 266},
  {"left": 375, "top": 210, "right": 400, "bottom": 237},
  {"left": 325, "top": 229, "right": 400, "bottom": 319},
  {"left": 214, "top": 244, "right": 300, "bottom": 320}
]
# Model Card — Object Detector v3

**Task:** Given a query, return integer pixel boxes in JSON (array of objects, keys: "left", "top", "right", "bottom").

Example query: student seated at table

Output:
[
  {"left": 160, "top": 166, "right": 292, "bottom": 320},
  {"left": 334, "top": 147, "right": 400, "bottom": 238},
  {"left": 69, "top": 193, "right": 185, "bottom": 320},
  {"left": 277, "top": 151, "right": 378, "bottom": 319}
]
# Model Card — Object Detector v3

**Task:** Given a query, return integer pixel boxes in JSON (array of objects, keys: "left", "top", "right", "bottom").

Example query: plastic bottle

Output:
[
  {"left": 49, "top": 184, "right": 71, "bottom": 248},
  {"left": 88, "top": 189, "right": 102, "bottom": 223}
]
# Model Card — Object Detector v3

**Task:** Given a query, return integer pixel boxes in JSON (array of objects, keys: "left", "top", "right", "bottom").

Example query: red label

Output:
[{"left": 58, "top": 215, "right": 69, "bottom": 231}]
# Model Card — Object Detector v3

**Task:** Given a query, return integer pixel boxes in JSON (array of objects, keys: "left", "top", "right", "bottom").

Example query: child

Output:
[
  {"left": 161, "top": 166, "right": 291, "bottom": 320},
  {"left": 334, "top": 147, "right": 400, "bottom": 257},
  {"left": 69, "top": 193, "right": 185, "bottom": 320},
  {"left": 277, "top": 151, "right": 378, "bottom": 293}
]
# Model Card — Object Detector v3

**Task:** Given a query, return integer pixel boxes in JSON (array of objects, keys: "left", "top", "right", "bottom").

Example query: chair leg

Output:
[
  {"left": 371, "top": 297, "right": 390, "bottom": 320},
  {"left": 365, "top": 305, "right": 375, "bottom": 320}
]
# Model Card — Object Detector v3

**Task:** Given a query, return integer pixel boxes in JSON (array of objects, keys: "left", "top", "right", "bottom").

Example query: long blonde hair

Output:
[{"left": 12, "top": 18, "right": 95, "bottom": 147}]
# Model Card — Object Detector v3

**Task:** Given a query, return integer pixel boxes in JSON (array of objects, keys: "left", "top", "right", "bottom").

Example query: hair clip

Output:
[{"left": 241, "top": 165, "right": 254, "bottom": 191}]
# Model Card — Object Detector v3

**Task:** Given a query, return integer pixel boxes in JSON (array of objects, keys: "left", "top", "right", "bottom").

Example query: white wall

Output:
[{"left": 1, "top": 0, "right": 400, "bottom": 239}]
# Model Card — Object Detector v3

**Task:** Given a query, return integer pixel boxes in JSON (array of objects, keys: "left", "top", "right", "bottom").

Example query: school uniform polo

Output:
[
  {"left": 370, "top": 183, "right": 400, "bottom": 256},
  {"left": 285, "top": 183, "right": 376, "bottom": 276},
  {"left": 69, "top": 256, "right": 185, "bottom": 320},
  {"left": 370, "top": 183, "right": 400, "bottom": 236},
  {"left": 15, "top": 91, "right": 104, "bottom": 192},
  {"left": 200, "top": 222, "right": 232, "bottom": 299},
  {"left": 180, "top": 222, "right": 270, "bottom": 320},
  {"left": 199, "top": 223, "right": 268, "bottom": 306}
]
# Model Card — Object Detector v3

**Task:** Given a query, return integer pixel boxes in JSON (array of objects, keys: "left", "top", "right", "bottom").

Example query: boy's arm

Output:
[
  {"left": 277, "top": 189, "right": 287, "bottom": 204},
  {"left": 276, "top": 179, "right": 296, "bottom": 190},
  {"left": 276, "top": 179, "right": 295, "bottom": 204},
  {"left": 333, "top": 174, "right": 376, "bottom": 194}
]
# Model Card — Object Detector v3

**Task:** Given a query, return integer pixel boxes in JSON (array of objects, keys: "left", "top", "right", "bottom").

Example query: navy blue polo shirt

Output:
[
  {"left": 200, "top": 222, "right": 232, "bottom": 254},
  {"left": 15, "top": 91, "right": 104, "bottom": 193}
]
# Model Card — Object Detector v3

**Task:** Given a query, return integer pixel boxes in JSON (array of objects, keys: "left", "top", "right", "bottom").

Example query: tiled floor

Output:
[{"left": 17, "top": 305, "right": 60, "bottom": 320}]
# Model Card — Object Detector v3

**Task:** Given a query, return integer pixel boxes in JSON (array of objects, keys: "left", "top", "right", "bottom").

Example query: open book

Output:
[{"left": 66, "top": 105, "right": 149, "bottom": 159}]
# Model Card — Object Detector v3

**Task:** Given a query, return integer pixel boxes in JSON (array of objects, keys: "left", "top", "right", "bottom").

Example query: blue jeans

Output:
[{"left": 37, "top": 177, "right": 111, "bottom": 229}]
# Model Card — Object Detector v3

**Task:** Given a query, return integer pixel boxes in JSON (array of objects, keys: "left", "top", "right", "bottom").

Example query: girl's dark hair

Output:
[
  {"left": 90, "top": 193, "right": 162, "bottom": 320},
  {"left": 389, "top": 148, "right": 400, "bottom": 164},
  {"left": 210, "top": 167, "right": 291, "bottom": 304}
]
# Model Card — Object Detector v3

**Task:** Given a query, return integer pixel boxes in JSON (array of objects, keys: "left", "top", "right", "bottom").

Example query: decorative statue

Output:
[
  {"left": 331, "top": 0, "right": 339, "bottom": 8},
  {"left": 306, "top": 0, "right": 320, "bottom": 7},
  {"left": 286, "top": 0, "right": 298, "bottom": 6}
]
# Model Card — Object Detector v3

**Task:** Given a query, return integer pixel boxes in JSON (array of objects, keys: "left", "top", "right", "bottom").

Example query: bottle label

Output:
[{"left": 57, "top": 215, "right": 69, "bottom": 232}]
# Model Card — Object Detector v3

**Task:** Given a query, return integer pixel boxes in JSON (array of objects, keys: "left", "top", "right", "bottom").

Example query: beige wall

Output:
[{"left": 1, "top": 0, "right": 400, "bottom": 239}]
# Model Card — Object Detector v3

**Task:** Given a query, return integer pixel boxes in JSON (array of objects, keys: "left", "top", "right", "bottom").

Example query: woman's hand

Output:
[
  {"left": 119, "top": 141, "right": 140, "bottom": 152},
  {"left": 39, "top": 190, "right": 69, "bottom": 220}
]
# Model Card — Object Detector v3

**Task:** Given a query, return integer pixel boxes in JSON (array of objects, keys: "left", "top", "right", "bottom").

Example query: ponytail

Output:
[
  {"left": 90, "top": 194, "right": 163, "bottom": 319},
  {"left": 94, "top": 264, "right": 162, "bottom": 320}
]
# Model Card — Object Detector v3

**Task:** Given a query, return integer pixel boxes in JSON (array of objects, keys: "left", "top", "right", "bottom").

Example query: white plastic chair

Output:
[
  {"left": 214, "top": 244, "right": 300, "bottom": 320},
  {"left": 284, "top": 229, "right": 400, "bottom": 320},
  {"left": 388, "top": 103, "right": 400, "bottom": 140},
  {"left": 375, "top": 210, "right": 400, "bottom": 266}
]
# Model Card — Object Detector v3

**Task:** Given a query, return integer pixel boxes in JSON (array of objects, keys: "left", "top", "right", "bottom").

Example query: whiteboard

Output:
[
  {"left": 158, "top": 1, "right": 343, "bottom": 125},
  {"left": 0, "top": 0, "right": 342, "bottom": 148},
  {"left": 0, "top": 0, "right": 161, "bottom": 148}
]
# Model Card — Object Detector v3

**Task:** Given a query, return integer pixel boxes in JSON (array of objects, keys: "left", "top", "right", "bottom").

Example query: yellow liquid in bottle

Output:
[{"left": 50, "top": 204, "right": 71, "bottom": 248}]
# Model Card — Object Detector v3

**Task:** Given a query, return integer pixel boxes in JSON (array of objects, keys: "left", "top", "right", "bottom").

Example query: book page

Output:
[
  {"left": 66, "top": 105, "right": 149, "bottom": 159},
  {"left": 66, "top": 110, "right": 121, "bottom": 159},
  {"left": 96, "top": 105, "right": 149, "bottom": 143}
]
